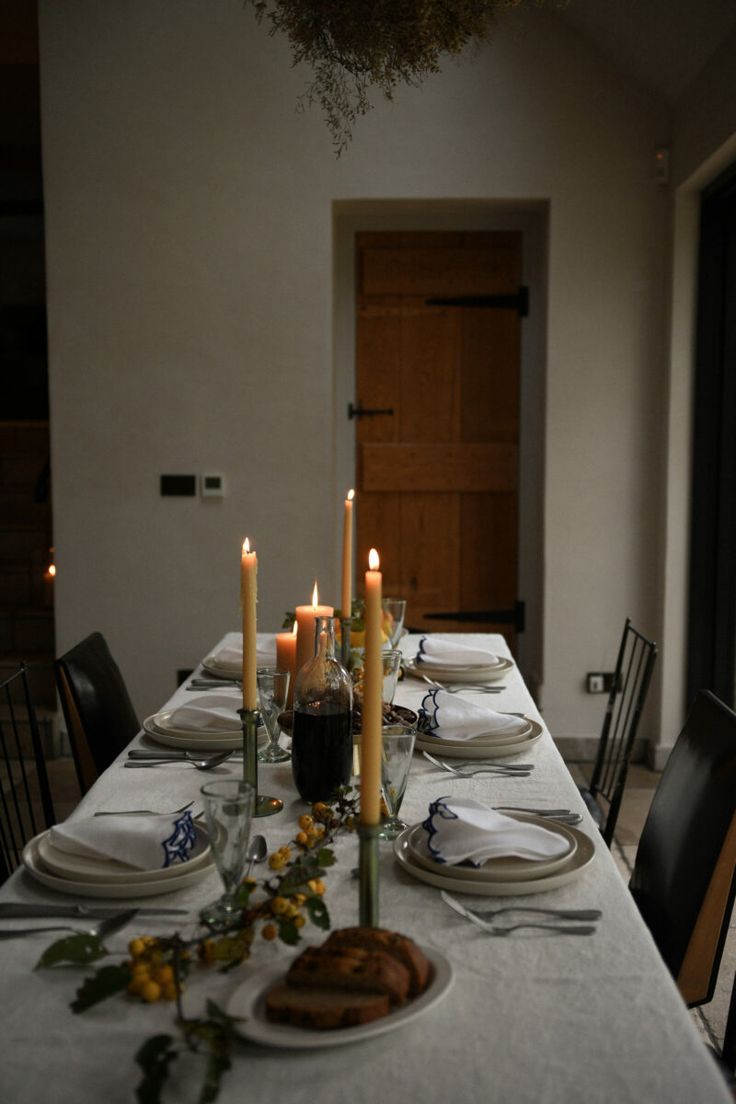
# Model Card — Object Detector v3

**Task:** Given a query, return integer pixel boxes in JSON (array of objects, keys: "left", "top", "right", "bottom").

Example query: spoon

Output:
[
  {"left": 0, "top": 908, "right": 139, "bottom": 941},
  {"left": 124, "top": 751, "right": 233, "bottom": 771},
  {"left": 244, "top": 834, "right": 267, "bottom": 880}
]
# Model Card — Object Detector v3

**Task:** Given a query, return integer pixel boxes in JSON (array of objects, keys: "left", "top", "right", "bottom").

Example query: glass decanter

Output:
[{"left": 291, "top": 616, "right": 353, "bottom": 802}]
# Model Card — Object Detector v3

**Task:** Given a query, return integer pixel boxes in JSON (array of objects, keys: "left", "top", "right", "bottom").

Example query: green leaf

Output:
[
  {"left": 71, "top": 964, "right": 131, "bottom": 1013},
  {"left": 34, "top": 933, "right": 107, "bottom": 970},
  {"left": 135, "top": 1035, "right": 178, "bottom": 1104},
  {"left": 316, "top": 847, "right": 336, "bottom": 867},
  {"left": 277, "top": 917, "right": 300, "bottom": 945},
  {"left": 198, "top": 1053, "right": 231, "bottom": 1104},
  {"left": 306, "top": 896, "right": 330, "bottom": 930}
]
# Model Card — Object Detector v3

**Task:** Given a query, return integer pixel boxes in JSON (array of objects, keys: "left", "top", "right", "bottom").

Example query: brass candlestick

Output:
[
  {"left": 239, "top": 708, "right": 282, "bottom": 817},
  {"left": 358, "top": 822, "right": 380, "bottom": 927}
]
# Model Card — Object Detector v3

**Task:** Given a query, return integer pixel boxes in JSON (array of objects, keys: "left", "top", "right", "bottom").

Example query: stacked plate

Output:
[
  {"left": 143, "top": 705, "right": 245, "bottom": 750},
  {"left": 404, "top": 654, "right": 514, "bottom": 684},
  {"left": 394, "top": 814, "right": 596, "bottom": 896},
  {"left": 415, "top": 716, "right": 543, "bottom": 759},
  {"left": 22, "top": 824, "right": 214, "bottom": 899},
  {"left": 202, "top": 636, "right": 278, "bottom": 680}
]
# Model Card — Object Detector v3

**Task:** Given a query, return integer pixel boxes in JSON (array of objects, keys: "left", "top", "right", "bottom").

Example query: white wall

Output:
[{"left": 39, "top": 0, "right": 671, "bottom": 735}]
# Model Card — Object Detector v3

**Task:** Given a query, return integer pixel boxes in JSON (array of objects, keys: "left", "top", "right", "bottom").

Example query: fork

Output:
[
  {"left": 420, "top": 676, "right": 504, "bottom": 694},
  {"left": 94, "top": 801, "right": 195, "bottom": 817},
  {"left": 422, "top": 751, "right": 533, "bottom": 776},
  {"left": 124, "top": 750, "right": 232, "bottom": 771},
  {"left": 0, "top": 908, "right": 139, "bottom": 941},
  {"left": 441, "top": 891, "right": 601, "bottom": 924}
]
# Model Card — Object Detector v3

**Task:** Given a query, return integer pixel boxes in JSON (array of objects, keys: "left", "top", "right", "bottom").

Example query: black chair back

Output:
[
  {"left": 55, "top": 632, "right": 139, "bottom": 794},
  {"left": 581, "top": 618, "right": 657, "bottom": 845},
  {"left": 629, "top": 690, "right": 736, "bottom": 1010},
  {"left": 0, "top": 663, "right": 55, "bottom": 880}
]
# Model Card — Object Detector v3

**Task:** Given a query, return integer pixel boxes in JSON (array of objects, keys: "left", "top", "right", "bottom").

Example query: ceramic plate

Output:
[
  {"left": 405, "top": 816, "right": 577, "bottom": 882},
  {"left": 22, "top": 833, "right": 215, "bottom": 899},
  {"left": 37, "top": 824, "right": 211, "bottom": 885},
  {"left": 154, "top": 708, "right": 242, "bottom": 737},
  {"left": 417, "top": 716, "right": 533, "bottom": 747},
  {"left": 394, "top": 824, "right": 595, "bottom": 896},
  {"left": 416, "top": 721, "right": 542, "bottom": 759},
  {"left": 142, "top": 715, "right": 244, "bottom": 751},
  {"left": 226, "top": 946, "right": 453, "bottom": 1049},
  {"left": 404, "top": 656, "right": 514, "bottom": 684}
]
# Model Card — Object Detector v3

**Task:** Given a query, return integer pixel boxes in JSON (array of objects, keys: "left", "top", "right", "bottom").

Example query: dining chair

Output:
[
  {"left": 55, "top": 631, "right": 139, "bottom": 794},
  {"left": 580, "top": 618, "right": 658, "bottom": 846},
  {"left": 629, "top": 690, "right": 736, "bottom": 1030},
  {"left": 0, "top": 663, "right": 56, "bottom": 881}
]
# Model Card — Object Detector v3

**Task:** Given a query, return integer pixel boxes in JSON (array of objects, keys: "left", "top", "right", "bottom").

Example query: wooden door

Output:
[{"left": 354, "top": 231, "right": 523, "bottom": 651}]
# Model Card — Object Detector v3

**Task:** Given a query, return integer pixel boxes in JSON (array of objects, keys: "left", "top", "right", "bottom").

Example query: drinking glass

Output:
[
  {"left": 352, "top": 648, "right": 403, "bottom": 706},
  {"left": 379, "top": 725, "right": 417, "bottom": 840},
  {"left": 257, "top": 667, "right": 291, "bottom": 763},
  {"left": 382, "top": 598, "right": 407, "bottom": 647},
  {"left": 199, "top": 779, "right": 255, "bottom": 927}
]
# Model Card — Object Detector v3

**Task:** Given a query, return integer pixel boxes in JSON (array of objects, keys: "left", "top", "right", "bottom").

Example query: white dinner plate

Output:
[
  {"left": 404, "top": 656, "right": 514, "bottom": 684},
  {"left": 394, "top": 824, "right": 596, "bottom": 896},
  {"left": 201, "top": 656, "right": 242, "bottom": 678},
  {"left": 142, "top": 714, "right": 244, "bottom": 751},
  {"left": 417, "top": 716, "right": 533, "bottom": 747},
  {"left": 416, "top": 721, "right": 542, "bottom": 759},
  {"left": 226, "top": 946, "right": 453, "bottom": 1049},
  {"left": 405, "top": 816, "right": 577, "bottom": 883},
  {"left": 22, "top": 832, "right": 215, "bottom": 898},
  {"left": 36, "top": 824, "right": 211, "bottom": 885}
]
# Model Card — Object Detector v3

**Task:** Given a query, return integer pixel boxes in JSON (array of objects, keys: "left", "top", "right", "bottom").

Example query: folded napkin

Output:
[
  {"left": 212, "top": 634, "right": 277, "bottom": 671},
  {"left": 50, "top": 811, "right": 197, "bottom": 871},
  {"left": 167, "top": 692, "right": 242, "bottom": 732},
  {"left": 418, "top": 689, "right": 528, "bottom": 742},
  {"left": 422, "top": 796, "right": 569, "bottom": 866},
  {"left": 415, "top": 636, "right": 499, "bottom": 668}
]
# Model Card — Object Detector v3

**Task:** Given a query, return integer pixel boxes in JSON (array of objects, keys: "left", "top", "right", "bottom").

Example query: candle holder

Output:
[
  {"left": 357, "top": 822, "right": 380, "bottom": 927},
  {"left": 340, "top": 616, "right": 353, "bottom": 671},
  {"left": 239, "top": 708, "right": 283, "bottom": 817}
]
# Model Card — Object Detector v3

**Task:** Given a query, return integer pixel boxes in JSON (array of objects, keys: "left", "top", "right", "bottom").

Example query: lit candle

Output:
[
  {"left": 276, "top": 622, "right": 298, "bottom": 708},
  {"left": 341, "top": 489, "right": 355, "bottom": 617},
  {"left": 294, "top": 582, "right": 334, "bottom": 681},
  {"left": 241, "top": 538, "right": 258, "bottom": 711},
  {"left": 361, "top": 548, "right": 382, "bottom": 826}
]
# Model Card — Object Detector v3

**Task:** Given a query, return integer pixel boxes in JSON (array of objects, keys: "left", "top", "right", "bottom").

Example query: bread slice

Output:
[
  {"left": 264, "top": 984, "right": 390, "bottom": 1030},
  {"left": 286, "top": 945, "right": 411, "bottom": 1005},
  {"left": 325, "top": 927, "right": 431, "bottom": 997}
]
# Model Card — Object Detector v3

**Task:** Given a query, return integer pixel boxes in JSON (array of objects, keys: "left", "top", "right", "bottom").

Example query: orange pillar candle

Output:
[
  {"left": 341, "top": 489, "right": 355, "bottom": 617},
  {"left": 276, "top": 622, "right": 298, "bottom": 708},
  {"left": 241, "top": 538, "right": 258, "bottom": 711},
  {"left": 294, "top": 582, "right": 334, "bottom": 682},
  {"left": 361, "top": 548, "right": 382, "bottom": 825}
]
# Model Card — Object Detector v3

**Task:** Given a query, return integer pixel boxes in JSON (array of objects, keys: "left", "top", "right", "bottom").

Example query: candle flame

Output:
[
  {"left": 47, "top": 564, "right": 56, "bottom": 578},
  {"left": 312, "top": 581, "right": 319, "bottom": 608},
  {"left": 242, "top": 537, "right": 251, "bottom": 555},
  {"left": 368, "top": 548, "right": 380, "bottom": 571},
  {"left": 347, "top": 488, "right": 355, "bottom": 501},
  {"left": 291, "top": 621, "right": 297, "bottom": 637}
]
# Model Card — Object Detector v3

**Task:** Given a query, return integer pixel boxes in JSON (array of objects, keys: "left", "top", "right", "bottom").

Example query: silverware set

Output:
[
  {"left": 441, "top": 892, "right": 600, "bottom": 937},
  {"left": 0, "top": 907, "right": 140, "bottom": 941},
  {"left": 422, "top": 751, "right": 533, "bottom": 777},
  {"left": 124, "top": 749, "right": 233, "bottom": 770},
  {"left": 420, "top": 675, "right": 505, "bottom": 694}
]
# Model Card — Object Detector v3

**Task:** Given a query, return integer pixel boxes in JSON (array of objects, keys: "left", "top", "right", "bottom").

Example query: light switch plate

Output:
[{"left": 201, "top": 473, "right": 226, "bottom": 497}]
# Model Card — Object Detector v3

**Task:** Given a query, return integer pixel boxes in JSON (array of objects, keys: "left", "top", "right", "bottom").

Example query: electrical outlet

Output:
[{"left": 586, "top": 672, "right": 616, "bottom": 694}]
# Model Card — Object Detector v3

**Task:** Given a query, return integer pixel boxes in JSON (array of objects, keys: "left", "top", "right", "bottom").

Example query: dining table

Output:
[{"left": 0, "top": 631, "right": 731, "bottom": 1104}]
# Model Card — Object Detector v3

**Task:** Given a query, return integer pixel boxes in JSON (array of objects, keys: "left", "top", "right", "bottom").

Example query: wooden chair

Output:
[
  {"left": 580, "top": 618, "right": 658, "bottom": 846},
  {"left": 0, "top": 663, "right": 56, "bottom": 881},
  {"left": 629, "top": 690, "right": 736, "bottom": 1028},
  {"left": 55, "top": 632, "right": 139, "bottom": 794}
]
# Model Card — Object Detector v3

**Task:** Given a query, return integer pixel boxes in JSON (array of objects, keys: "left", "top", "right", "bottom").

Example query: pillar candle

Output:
[
  {"left": 276, "top": 622, "right": 298, "bottom": 708},
  {"left": 341, "top": 489, "right": 355, "bottom": 617},
  {"left": 241, "top": 538, "right": 258, "bottom": 711},
  {"left": 294, "top": 582, "right": 334, "bottom": 682},
  {"left": 361, "top": 548, "right": 382, "bottom": 825}
]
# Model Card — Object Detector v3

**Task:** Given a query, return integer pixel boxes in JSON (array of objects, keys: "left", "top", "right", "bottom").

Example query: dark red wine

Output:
[{"left": 291, "top": 705, "right": 352, "bottom": 802}]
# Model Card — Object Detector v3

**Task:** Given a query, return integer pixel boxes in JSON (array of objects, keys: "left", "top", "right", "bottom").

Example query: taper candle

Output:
[
  {"left": 241, "top": 538, "right": 258, "bottom": 711},
  {"left": 295, "top": 582, "right": 334, "bottom": 681},
  {"left": 341, "top": 489, "right": 354, "bottom": 617},
  {"left": 276, "top": 621, "right": 298, "bottom": 708},
  {"left": 361, "top": 548, "right": 382, "bottom": 825}
]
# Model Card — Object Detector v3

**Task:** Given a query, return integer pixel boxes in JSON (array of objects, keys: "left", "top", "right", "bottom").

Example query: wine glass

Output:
[
  {"left": 382, "top": 598, "right": 407, "bottom": 647},
  {"left": 379, "top": 725, "right": 417, "bottom": 840},
  {"left": 199, "top": 779, "right": 255, "bottom": 928},
  {"left": 257, "top": 667, "right": 291, "bottom": 763}
]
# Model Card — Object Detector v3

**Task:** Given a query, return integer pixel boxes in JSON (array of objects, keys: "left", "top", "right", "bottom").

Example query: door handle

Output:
[{"left": 348, "top": 402, "right": 395, "bottom": 420}]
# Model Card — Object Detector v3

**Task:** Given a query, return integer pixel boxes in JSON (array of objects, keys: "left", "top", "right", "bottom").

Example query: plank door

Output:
[{"left": 354, "top": 231, "right": 524, "bottom": 652}]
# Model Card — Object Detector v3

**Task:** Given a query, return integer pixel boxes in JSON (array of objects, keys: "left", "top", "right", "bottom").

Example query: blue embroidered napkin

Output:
[
  {"left": 49, "top": 811, "right": 197, "bottom": 870},
  {"left": 418, "top": 689, "right": 528, "bottom": 741},
  {"left": 415, "top": 636, "right": 499, "bottom": 668},
  {"left": 422, "top": 796, "right": 569, "bottom": 866}
]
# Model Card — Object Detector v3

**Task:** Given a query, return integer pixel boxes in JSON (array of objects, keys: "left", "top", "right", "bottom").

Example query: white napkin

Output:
[
  {"left": 167, "top": 692, "right": 242, "bottom": 731},
  {"left": 49, "top": 811, "right": 198, "bottom": 871},
  {"left": 419, "top": 689, "right": 528, "bottom": 742},
  {"left": 415, "top": 636, "right": 499, "bottom": 668},
  {"left": 212, "top": 634, "right": 277, "bottom": 670},
  {"left": 422, "top": 796, "right": 569, "bottom": 866}
]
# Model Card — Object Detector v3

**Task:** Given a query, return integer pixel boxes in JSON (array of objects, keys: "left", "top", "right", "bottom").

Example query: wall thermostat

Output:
[{"left": 201, "top": 473, "right": 226, "bottom": 497}]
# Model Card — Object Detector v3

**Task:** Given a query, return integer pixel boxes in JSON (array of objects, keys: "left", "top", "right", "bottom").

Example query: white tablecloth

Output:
[{"left": 0, "top": 633, "right": 730, "bottom": 1104}]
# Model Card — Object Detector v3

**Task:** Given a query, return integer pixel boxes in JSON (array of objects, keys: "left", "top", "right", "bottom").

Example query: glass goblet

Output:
[
  {"left": 257, "top": 667, "right": 291, "bottom": 763},
  {"left": 379, "top": 724, "right": 417, "bottom": 840},
  {"left": 382, "top": 598, "right": 407, "bottom": 647},
  {"left": 199, "top": 779, "right": 255, "bottom": 928}
]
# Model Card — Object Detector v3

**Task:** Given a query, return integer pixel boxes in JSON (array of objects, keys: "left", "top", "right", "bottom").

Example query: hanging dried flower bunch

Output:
[{"left": 247, "top": 0, "right": 522, "bottom": 153}]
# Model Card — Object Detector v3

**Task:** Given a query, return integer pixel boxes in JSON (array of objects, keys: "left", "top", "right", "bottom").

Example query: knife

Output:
[{"left": 0, "top": 904, "right": 190, "bottom": 919}]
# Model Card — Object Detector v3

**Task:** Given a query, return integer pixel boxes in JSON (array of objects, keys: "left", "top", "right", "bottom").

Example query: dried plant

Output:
[{"left": 247, "top": 0, "right": 523, "bottom": 153}]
